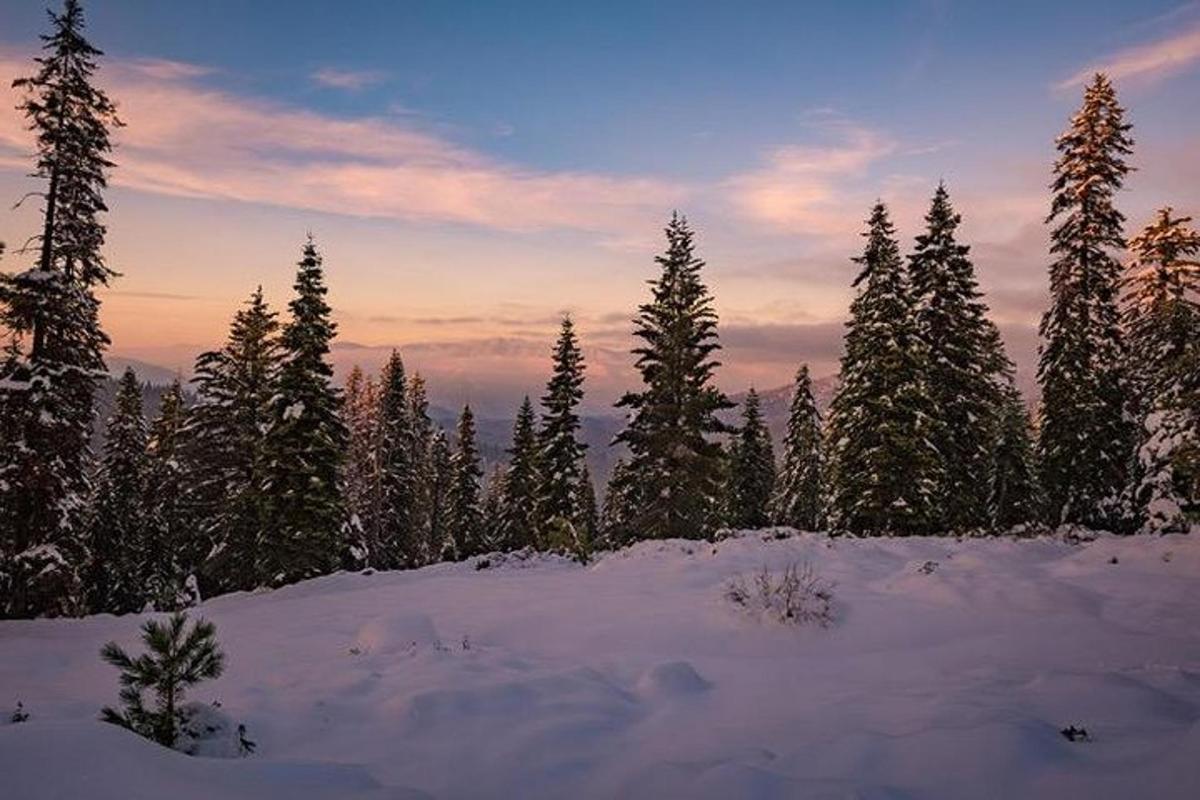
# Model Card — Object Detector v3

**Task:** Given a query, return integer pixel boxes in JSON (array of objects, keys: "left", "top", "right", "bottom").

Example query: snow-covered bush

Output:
[
  {"left": 176, "top": 701, "right": 255, "bottom": 757},
  {"left": 99, "top": 612, "right": 226, "bottom": 749},
  {"left": 9, "top": 701, "right": 29, "bottom": 724},
  {"left": 725, "top": 561, "right": 835, "bottom": 626}
]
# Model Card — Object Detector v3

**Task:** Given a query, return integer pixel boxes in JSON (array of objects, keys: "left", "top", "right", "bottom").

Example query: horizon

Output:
[{"left": 3, "top": 0, "right": 1200, "bottom": 415}]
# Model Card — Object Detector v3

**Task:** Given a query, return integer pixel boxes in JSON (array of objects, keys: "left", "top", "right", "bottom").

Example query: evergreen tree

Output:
[
  {"left": 341, "top": 366, "right": 380, "bottom": 569},
  {"left": 406, "top": 373, "right": 437, "bottom": 564},
  {"left": 726, "top": 388, "right": 776, "bottom": 529},
  {"left": 909, "top": 183, "right": 1004, "bottom": 531},
  {"left": 447, "top": 405, "right": 484, "bottom": 559},
  {"left": 86, "top": 368, "right": 148, "bottom": 614},
  {"left": 480, "top": 464, "right": 507, "bottom": 552},
  {"left": 537, "top": 315, "right": 588, "bottom": 541},
  {"left": 599, "top": 457, "right": 640, "bottom": 549},
  {"left": 770, "top": 365, "right": 824, "bottom": 530},
  {"left": 989, "top": 384, "right": 1042, "bottom": 530},
  {"left": 496, "top": 396, "right": 540, "bottom": 551},
  {"left": 1122, "top": 208, "right": 1200, "bottom": 532},
  {"left": 613, "top": 214, "right": 733, "bottom": 540},
  {"left": 1037, "top": 73, "right": 1135, "bottom": 529},
  {"left": 576, "top": 462, "right": 599, "bottom": 550},
  {"left": 260, "top": 238, "right": 347, "bottom": 585},
  {"left": 183, "top": 288, "right": 280, "bottom": 595},
  {"left": 826, "top": 202, "right": 941, "bottom": 535},
  {"left": 377, "top": 351, "right": 418, "bottom": 566},
  {"left": 100, "top": 612, "right": 225, "bottom": 748},
  {"left": 143, "top": 379, "right": 195, "bottom": 610},
  {"left": 427, "top": 429, "right": 453, "bottom": 562},
  {"left": 0, "top": 0, "right": 122, "bottom": 618}
]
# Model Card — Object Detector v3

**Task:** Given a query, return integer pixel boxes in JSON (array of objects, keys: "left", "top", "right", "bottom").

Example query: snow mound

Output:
[{"left": 3, "top": 532, "right": 1200, "bottom": 798}]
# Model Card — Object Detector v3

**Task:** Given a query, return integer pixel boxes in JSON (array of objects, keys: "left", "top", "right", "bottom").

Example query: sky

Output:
[{"left": 1, "top": 0, "right": 1199, "bottom": 415}]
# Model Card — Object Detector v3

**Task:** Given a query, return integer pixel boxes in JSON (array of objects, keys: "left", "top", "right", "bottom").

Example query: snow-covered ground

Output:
[{"left": 3, "top": 532, "right": 1199, "bottom": 799}]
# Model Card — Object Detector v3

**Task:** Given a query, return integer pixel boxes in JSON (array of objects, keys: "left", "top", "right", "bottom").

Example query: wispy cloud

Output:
[
  {"left": 724, "top": 119, "right": 897, "bottom": 236},
  {"left": 1055, "top": 21, "right": 1200, "bottom": 89},
  {"left": 310, "top": 67, "right": 389, "bottom": 90},
  {"left": 0, "top": 49, "right": 686, "bottom": 236}
]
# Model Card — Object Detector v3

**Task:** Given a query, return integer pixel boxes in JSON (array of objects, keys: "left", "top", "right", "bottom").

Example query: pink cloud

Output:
[
  {"left": 1055, "top": 22, "right": 1200, "bottom": 89},
  {"left": 310, "top": 67, "right": 389, "bottom": 90},
  {"left": 0, "top": 50, "right": 686, "bottom": 235}
]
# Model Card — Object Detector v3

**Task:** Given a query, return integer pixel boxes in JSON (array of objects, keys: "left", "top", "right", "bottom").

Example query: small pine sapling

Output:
[{"left": 100, "top": 612, "right": 226, "bottom": 748}]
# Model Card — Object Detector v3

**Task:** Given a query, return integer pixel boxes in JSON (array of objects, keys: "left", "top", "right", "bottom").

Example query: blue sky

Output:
[{"left": 1, "top": 1, "right": 1199, "bottom": 413}]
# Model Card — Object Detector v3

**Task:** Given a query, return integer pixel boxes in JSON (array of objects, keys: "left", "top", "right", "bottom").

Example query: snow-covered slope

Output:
[{"left": 2, "top": 533, "right": 1199, "bottom": 799}]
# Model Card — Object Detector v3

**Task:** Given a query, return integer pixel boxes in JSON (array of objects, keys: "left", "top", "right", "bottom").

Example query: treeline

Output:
[{"left": 1, "top": 2, "right": 1198, "bottom": 619}]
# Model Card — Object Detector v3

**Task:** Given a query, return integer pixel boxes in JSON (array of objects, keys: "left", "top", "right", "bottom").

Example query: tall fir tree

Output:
[
  {"left": 770, "top": 365, "right": 824, "bottom": 530},
  {"left": 86, "top": 368, "right": 148, "bottom": 614},
  {"left": 406, "top": 373, "right": 436, "bottom": 564},
  {"left": 726, "top": 388, "right": 777, "bottom": 529},
  {"left": 143, "top": 379, "right": 196, "bottom": 610},
  {"left": 377, "top": 351, "right": 419, "bottom": 566},
  {"left": 0, "top": 0, "right": 122, "bottom": 618},
  {"left": 537, "top": 315, "right": 588, "bottom": 541},
  {"left": 1037, "top": 73, "right": 1135, "bottom": 530},
  {"left": 1122, "top": 208, "right": 1200, "bottom": 532},
  {"left": 480, "top": 464, "right": 508, "bottom": 552},
  {"left": 825, "top": 202, "right": 941, "bottom": 535},
  {"left": 576, "top": 462, "right": 599, "bottom": 551},
  {"left": 182, "top": 288, "right": 280, "bottom": 595},
  {"left": 260, "top": 238, "right": 347, "bottom": 585},
  {"left": 599, "top": 457, "right": 640, "bottom": 549},
  {"left": 989, "top": 384, "right": 1043, "bottom": 530},
  {"left": 342, "top": 366, "right": 381, "bottom": 568},
  {"left": 447, "top": 405, "right": 484, "bottom": 560},
  {"left": 613, "top": 214, "right": 733, "bottom": 541},
  {"left": 496, "top": 396, "right": 541, "bottom": 551}
]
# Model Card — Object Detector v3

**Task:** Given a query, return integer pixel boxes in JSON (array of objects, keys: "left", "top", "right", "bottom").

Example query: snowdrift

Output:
[{"left": 2, "top": 532, "right": 1199, "bottom": 799}]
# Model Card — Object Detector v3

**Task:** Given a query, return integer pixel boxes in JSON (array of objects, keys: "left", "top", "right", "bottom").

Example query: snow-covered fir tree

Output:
[
  {"left": 342, "top": 366, "right": 381, "bottom": 569},
  {"left": 480, "top": 464, "right": 508, "bottom": 551},
  {"left": 447, "top": 405, "right": 484, "bottom": 560},
  {"left": 143, "top": 379, "right": 196, "bottom": 611},
  {"left": 909, "top": 183, "right": 1007, "bottom": 531},
  {"left": 537, "top": 315, "right": 588, "bottom": 541},
  {"left": 770, "top": 365, "right": 824, "bottom": 530},
  {"left": 376, "top": 352, "right": 419, "bottom": 567},
  {"left": 576, "top": 462, "right": 599, "bottom": 550},
  {"left": 989, "top": 384, "right": 1043, "bottom": 530},
  {"left": 599, "top": 457, "right": 639, "bottom": 549},
  {"left": 0, "top": 0, "right": 121, "bottom": 618},
  {"left": 726, "top": 388, "right": 776, "bottom": 529},
  {"left": 183, "top": 287, "right": 280, "bottom": 595},
  {"left": 260, "top": 238, "right": 347, "bottom": 586},
  {"left": 406, "top": 373, "right": 437, "bottom": 564},
  {"left": 427, "top": 428, "right": 454, "bottom": 562},
  {"left": 826, "top": 202, "right": 941, "bottom": 535},
  {"left": 86, "top": 368, "right": 149, "bottom": 614},
  {"left": 496, "top": 396, "right": 541, "bottom": 551},
  {"left": 1037, "top": 73, "right": 1134, "bottom": 530},
  {"left": 613, "top": 214, "right": 733, "bottom": 540},
  {"left": 1122, "top": 208, "right": 1200, "bottom": 532}
]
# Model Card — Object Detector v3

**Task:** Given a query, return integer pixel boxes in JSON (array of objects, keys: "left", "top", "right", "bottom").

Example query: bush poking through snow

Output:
[
  {"left": 100, "top": 612, "right": 226, "bottom": 749},
  {"left": 1061, "top": 725, "right": 1091, "bottom": 742},
  {"left": 725, "top": 562, "right": 835, "bottom": 626},
  {"left": 10, "top": 701, "right": 29, "bottom": 724}
]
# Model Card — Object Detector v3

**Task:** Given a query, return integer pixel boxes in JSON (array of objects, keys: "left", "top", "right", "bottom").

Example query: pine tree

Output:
[
  {"left": 143, "top": 379, "right": 195, "bottom": 611},
  {"left": 770, "top": 365, "right": 824, "bottom": 530},
  {"left": 496, "top": 396, "right": 540, "bottom": 551},
  {"left": 1038, "top": 73, "right": 1135, "bottom": 530},
  {"left": 726, "top": 388, "right": 776, "bottom": 529},
  {"left": 342, "top": 366, "right": 379, "bottom": 569},
  {"left": 613, "top": 214, "right": 733, "bottom": 540},
  {"left": 576, "top": 462, "right": 599, "bottom": 550},
  {"left": 260, "top": 238, "right": 347, "bottom": 586},
  {"left": 0, "top": 0, "right": 122, "bottom": 618},
  {"left": 86, "top": 368, "right": 149, "bottom": 614},
  {"left": 182, "top": 288, "right": 280, "bottom": 595},
  {"left": 427, "top": 428, "right": 453, "bottom": 562},
  {"left": 377, "top": 351, "right": 419, "bottom": 567},
  {"left": 1122, "top": 208, "right": 1200, "bottom": 532},
  {"left": 826, "top": 202, "right": 941, "bottom": 535},
  {"left": 909, "top": 183, "right": 1005, "bottom": 531},
  {"left": 537, "top": 315, "right": 588, "bottom": 541},
  {"left": 480, "top": 464, "right": 507, "bottom": 552},
  {"left": 599, "top": 457, "right": 640, "bottom": 549},
  {"left": 100, "top": 612, "right": 225, "bottom": 748},
  {"left": 989, "top": 384, "right": 1042, "bottom": 530},
  {"left": 447, "top": 405, "right": 484, "bottom": 560},
  {"left": 406, "top": 373, "right": 437, "bottom": 564}
]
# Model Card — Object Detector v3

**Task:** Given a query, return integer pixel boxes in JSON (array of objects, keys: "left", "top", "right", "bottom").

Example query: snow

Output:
[{"left": 3, "top": 532, "right": 1200, "bottom": 799}]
